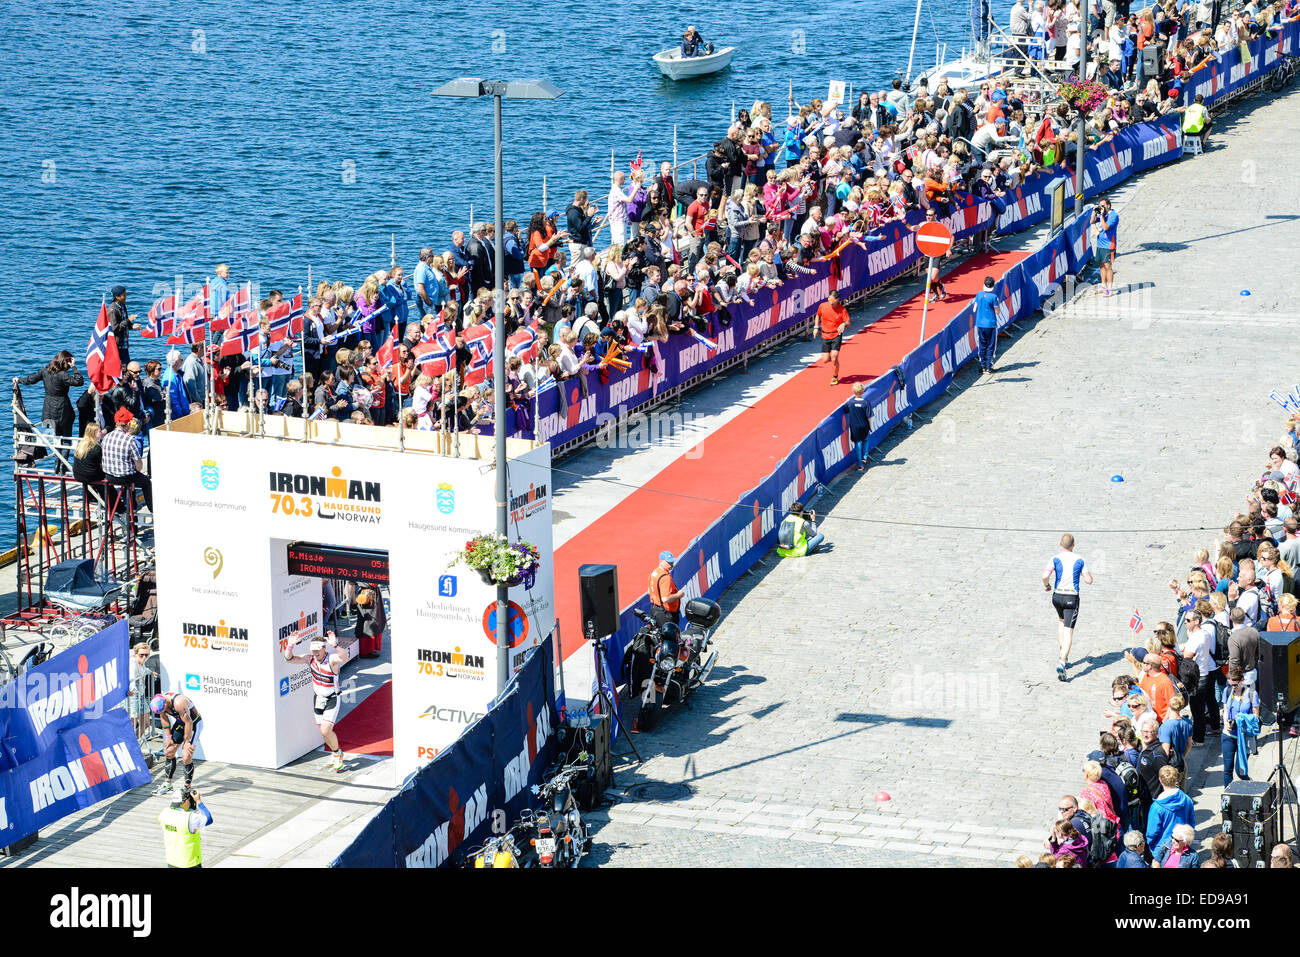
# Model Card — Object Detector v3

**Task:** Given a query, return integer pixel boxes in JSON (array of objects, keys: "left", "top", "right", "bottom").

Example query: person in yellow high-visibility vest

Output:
[
  {"left": 775, "top": 502, "right": 827, "bottom": 558},
  {"left": 157, "top": 786, "right": 214, "bottom": 869},
  {"left": 1177, "top": 92, "right": 1212, "bottom": 149}
]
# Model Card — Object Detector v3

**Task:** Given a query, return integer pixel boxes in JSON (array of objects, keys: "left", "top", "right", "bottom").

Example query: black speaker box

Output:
[
  {"left": 1260, "top": 631, "right": 1300, "bottom": 715},
  {"left": 556, "top": 713, "right": 612, "bottom": 811},
  {"left": 1220, "top": 780, "right": 1279, "bottom": 868},
  {"left": 578, "top": 564, "right": 620, "bottom": 639},
  {"left": 1142, "top": 45, "right": 1162, "bottom": 77}
]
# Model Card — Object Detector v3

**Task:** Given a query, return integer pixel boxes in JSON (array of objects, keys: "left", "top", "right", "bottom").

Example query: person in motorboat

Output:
[{"left": 680, "top": 25, "right": 714, "bottom": 58}]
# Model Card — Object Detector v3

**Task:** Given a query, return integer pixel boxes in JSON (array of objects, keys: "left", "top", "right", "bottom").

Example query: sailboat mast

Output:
[{"left": 905, "top": 0, "right": 924, "bottom": 86}]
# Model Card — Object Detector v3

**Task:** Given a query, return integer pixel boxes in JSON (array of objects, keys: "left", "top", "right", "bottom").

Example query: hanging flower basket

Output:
[
  {"left": 1056, "top": 78, "right": 1110, "bottom": 116},
  {"left": 449, "top": 533, "right": 540, "bottom": 588}
]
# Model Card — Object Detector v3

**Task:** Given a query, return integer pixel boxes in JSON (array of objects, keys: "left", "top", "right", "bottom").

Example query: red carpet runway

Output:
[
  {"left": 333, "top": 679, "right": 394, "bottom": 756},
  {"left": 553, "top": 250, "right": 1029, "bottom": 663}
]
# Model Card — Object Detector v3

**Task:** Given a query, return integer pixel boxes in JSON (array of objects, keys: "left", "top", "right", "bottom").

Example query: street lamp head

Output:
[{"left": 431, "top": 77, "right": 564, "bottom": 100}]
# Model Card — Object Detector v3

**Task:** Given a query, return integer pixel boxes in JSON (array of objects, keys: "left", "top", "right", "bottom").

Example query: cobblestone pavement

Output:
[{"left": 585, "top": 87, "right": 1300, "bottom": 866}]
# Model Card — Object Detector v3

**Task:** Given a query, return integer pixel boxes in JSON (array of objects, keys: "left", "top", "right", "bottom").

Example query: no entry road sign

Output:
[{"left": 915, "top": 221, "right": 954, "bottom": 258}]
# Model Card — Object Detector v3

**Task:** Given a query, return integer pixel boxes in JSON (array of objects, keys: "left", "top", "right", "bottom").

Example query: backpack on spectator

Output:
[
  {"left": 1251, "top": 584, "right": 1276, "bottom": 628},
  {"left": 1083, "top": 810, "right": 1118, "bottom": 866},
  {"left": 1106, "top": 755, "right": 1140, "bottom": 809},
  {"left": 1210, "top": 619, "right": 1232, "bottom": 666},
  {"left": 1159, "top": 649, "right": 1197, "bottom": 701}
]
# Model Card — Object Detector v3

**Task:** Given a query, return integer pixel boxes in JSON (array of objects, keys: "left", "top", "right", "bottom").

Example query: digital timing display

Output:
[{"left": 286, "top": 542, "right": 390, "bottom": 585}]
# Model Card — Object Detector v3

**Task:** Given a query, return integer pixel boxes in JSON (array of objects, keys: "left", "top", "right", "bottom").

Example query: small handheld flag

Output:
[
  {"left": 689, "top": 329, "right": 718, "bottom": 352},
  {"left": 86, "top": 301, "right": 122, "bottom": 392},
  {"left": 1129, "top": 609, "right": 1143, "bottom": 635}
]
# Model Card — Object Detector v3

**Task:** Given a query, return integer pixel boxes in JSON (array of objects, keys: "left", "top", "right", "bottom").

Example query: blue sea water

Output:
[{"left": 0, "top": 0, "right": 971, "bottom": 528}]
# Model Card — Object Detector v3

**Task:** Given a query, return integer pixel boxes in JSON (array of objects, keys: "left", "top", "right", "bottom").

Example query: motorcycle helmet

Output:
[{"left": 658, "top": 621, "right": 681, "bottom": 642}]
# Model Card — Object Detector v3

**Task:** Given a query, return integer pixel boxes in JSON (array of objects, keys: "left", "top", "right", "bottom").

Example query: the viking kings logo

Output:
[
  {"left": 436, "top": 482, "right": 455, "bottom": 515},
  {"left": 200, "top": 459, "right": 220, "bottom": 491}
]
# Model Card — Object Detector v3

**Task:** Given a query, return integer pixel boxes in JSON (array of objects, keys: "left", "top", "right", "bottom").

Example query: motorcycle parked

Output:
[
  {"left": 466, "top": 825, "right": 528, "bottom": 868},
  {"left": 622, "top": 597, "right": 721, "bottom": 731},
  {"left": 522, "top": 757, "right": 592, "bottom": 868}
]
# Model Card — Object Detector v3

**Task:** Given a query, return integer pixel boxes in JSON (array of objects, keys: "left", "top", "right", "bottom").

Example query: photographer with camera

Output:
[
  {"left": 157, "top": 785, "right": 214, "bottom": 869},
  {"left": 776, "top": 501, "right": 826, "bottom": 558}
]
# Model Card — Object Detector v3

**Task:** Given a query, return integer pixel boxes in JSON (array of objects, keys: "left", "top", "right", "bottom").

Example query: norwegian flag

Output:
[
  {"left": 375, "top": 323, "right": 399, "bottom": 372},
  {"left": 266, "top": 292, "right": 304, "bottom": 342},
  {"left": 463, "top": 323, "right": 494, "bottom": 370},
  {"left": 1129, "top": 609, "right": 1143, "bottom": 635},
  {"left": 215, "top": 282, "right": 253, "bottom": 332},
  {"left": 86, "top": 301, "right": 121, "bottom": 392},
  {"left": 167, "top": 320, "right": 206, "bottom": 346},
  {"left": 141, "top": 293, "right": 176, "bottom": 338},
  {"left": 308, "top": 405, "right": 329, "bottom": 421},
  {"left": 220, "top": 311, "right": 260, "bottom": 357},
  {"left": 507, "top": 327, "right": 537, "bottom": 362},
  {"left": 413, "top": 336, "right": 454, "bottom": 377},
  {"left": 177, "top": 284, "right": 209, "bottom": 326}
]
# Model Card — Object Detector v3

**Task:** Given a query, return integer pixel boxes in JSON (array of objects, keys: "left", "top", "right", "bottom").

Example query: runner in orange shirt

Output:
[{"left": 816, "top": 289, "right": 850, "bottom": 386}]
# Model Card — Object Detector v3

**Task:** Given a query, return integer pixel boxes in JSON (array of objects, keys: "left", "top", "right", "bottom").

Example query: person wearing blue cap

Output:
[{"left": 648, "top": 551, "right": 685, "bottom": 627}]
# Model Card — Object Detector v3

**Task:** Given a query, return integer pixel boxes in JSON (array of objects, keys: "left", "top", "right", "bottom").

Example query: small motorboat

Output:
[{"left": 653, "top": 45, "right": 735, "bottom": 81}]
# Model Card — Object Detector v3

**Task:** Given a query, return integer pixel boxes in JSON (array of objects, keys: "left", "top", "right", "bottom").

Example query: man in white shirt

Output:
[
  {"left": 574, "top": 247, "right": 600, "bottom": 304},
  {"left": 1227, "top": 559, "right": 1261, "bottom": 627},
  {"left": 1180, "top": 608, "right": 1218, "bottom": 743},
  {"left": 1042, "top": 533, "right": 1093, "bottom": 681},
  {"left": 800, "top": 205, "right": 825, "bottom": 240}
]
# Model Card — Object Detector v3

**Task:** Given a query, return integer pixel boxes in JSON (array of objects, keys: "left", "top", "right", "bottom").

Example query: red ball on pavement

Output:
[{"left": 874, "top": 791, "right": 891, "bottom": 802}]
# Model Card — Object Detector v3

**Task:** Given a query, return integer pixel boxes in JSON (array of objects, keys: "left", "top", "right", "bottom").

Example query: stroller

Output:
[
  {"left": 127, "top": 569, "right": 158, "bottom": 651},
  {"left": 42, "top": 557, "right": 123, "bottom": 653}
]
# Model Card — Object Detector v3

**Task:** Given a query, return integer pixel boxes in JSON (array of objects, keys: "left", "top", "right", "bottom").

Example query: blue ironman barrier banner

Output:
[
  {"left": 333, "top": 636, "right": 557, "bottom": 868},
  {"left": 0, "top": 618, "right": 129, "bottom": 766},
  {"left": 585, "top": 212, "right": 1100, "bottom": 688},
  {"left": 0, "top": 708, "right": 150, "bottom": 847}
]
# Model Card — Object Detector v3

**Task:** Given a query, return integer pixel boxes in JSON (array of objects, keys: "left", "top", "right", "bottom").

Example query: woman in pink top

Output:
[{"left": 1081, "top": 761, "right": 1119, "bottom": 825}]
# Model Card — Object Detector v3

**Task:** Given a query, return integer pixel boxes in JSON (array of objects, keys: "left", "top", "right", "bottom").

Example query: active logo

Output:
[
  {"left": 200, "top": 459, "right": 220, "bottom": 490},
  {"left": 203, "top": 546, "right": 223, "bottom": 579},
  {"left": 418, "top": 703, "right": 486, "bottom": 724},
  {"left": 438, "top": 574, "right": 458, "bottom": 598},
  {"left": 482, "top": 600, "right": 529, "bottom": 648},
  {"left": 436, "top": 482, "right": 455, "bottom": 515},
  {"left": 417, "top": 645, "right": 486, "bottom": 679}
]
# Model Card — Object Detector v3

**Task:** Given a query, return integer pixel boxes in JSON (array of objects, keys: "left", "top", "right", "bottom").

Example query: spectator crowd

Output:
[{"left": 1027, "top": 417, "right": 1300, "bottom": 868}]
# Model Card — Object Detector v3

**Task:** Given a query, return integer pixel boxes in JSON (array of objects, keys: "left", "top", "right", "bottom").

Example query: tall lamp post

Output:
[{"left": 432, "top": 78, "right": 564, "bottom": 695}]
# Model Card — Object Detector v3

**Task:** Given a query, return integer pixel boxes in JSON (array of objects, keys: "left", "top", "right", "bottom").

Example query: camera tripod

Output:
[
  {"left": 587, "top": 621, "right": 642, "bottom": 764},
  {"left": 1267, "top": 691, "right": 1298, "bottom": 845}
]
